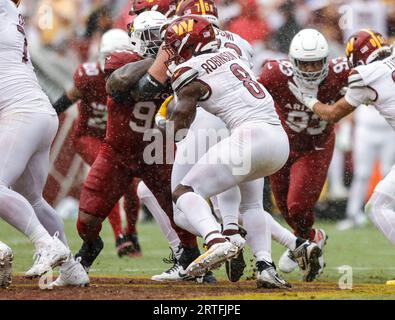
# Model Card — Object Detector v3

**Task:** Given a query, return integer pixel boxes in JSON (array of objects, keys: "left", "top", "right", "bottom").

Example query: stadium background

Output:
[{"left": 2, "top": 0, "right": 395, "bottom": 299}]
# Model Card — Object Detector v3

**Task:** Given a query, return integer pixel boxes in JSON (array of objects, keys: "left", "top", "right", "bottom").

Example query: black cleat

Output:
[
  {"left": 225, "top": 249, "right": 246, "bottom": 282},
  {"left": 115, "top": 235, "right": 135, "bottom": 258},
  {"left": 75, "top": 237, "right": 104, "bottom": 272},
  {"left": 126, "top": 233, "right": 142, "bottom": 257}
]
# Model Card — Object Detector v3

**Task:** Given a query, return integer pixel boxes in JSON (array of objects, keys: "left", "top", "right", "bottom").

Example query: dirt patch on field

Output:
[{"left": 1, "top": 276, "right": 381, "bottom": 300}]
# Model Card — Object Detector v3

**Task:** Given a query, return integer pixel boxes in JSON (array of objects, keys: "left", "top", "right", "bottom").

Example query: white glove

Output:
[{"left": 288, "top": 80, "right": 319, "bottom": 111}]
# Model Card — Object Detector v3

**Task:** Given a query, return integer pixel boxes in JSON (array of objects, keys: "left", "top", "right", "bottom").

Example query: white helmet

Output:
[
  {"left": 129, "top": 11, "right": 167, "bottom": 58},
  {"left": 98, "top": 29, "right": 132, "bottom": 71},
  {"left": 289, "top": 29, "right": 329, "bottom": 86}
]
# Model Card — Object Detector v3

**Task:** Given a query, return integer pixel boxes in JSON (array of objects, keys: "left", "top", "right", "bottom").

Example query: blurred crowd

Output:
[{"left": 20, "top": 0, "right": 395, "bottom": 74}]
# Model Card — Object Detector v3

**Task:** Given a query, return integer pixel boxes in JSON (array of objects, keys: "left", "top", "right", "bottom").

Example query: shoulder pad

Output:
[
  {"left": 171, "top": 67, "right": 199, "bottom": 93},
  {"left": 104, "top": 50, "right": 142, "bottom": 75},
  {"left": 348, "top": 70, "right": 365, "bottom": 88}
]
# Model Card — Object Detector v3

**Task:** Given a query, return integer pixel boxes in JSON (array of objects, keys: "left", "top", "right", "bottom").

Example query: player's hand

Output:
[
  {"left": 288, "top": 80, "right": 319, "bottom": 111},
  {"left": 155, "top": 95, "right": 174, "bottom": 130}
]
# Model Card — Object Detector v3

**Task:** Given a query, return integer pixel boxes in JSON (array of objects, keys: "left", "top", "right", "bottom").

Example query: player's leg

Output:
[
  {"left": 74, "top": 135, "right": 126, "bottom": 251},
  {"left": 366, "top": 166, "right": 395, "bottom": 247},
  {"left": 238, "top": 178, "right": 290, "bottom": 288},
  {"left": 122, "top": 179, "right": 142, "bottom": 256},
  {"left": 0, "top": 113, "right": 70, "bottom": 278},
  {"left": 338, "top": 125, "right": 375, "bottom": 230},
  {"left": 137, "top": 181, "right": 181, "bottom": 251},
  {"left": 76, "top": 143, "right": 133, "bottom": 270},
  {"left": 276, "top": 134, "right": 334, "bottom": 276},
  {"left": 174, "top": 124, "right": 290, "bottom": 276}
]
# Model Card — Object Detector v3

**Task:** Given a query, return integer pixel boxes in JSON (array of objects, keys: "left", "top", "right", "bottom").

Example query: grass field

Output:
[{"left": 1, "top": 217, "right": 395, "bottom": 300}]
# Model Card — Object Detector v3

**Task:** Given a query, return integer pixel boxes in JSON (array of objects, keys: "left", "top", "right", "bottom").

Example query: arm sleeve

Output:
[
  {"left": 171, "top": 67, "right": 199, "bottom": 93},
  {"left": 344, "top": 72, "right": 377, "bottom": 107}
]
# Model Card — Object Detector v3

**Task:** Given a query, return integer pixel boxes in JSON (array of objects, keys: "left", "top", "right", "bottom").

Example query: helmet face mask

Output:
[
  {"left": 292, "top": 57, "right": 329, "bottom": 86},
  {"left": 129, "top": 11, "right": 167, "bottom": 58},
  {"left": 289, "top": 29, "right": 329, "bottom": 87}
]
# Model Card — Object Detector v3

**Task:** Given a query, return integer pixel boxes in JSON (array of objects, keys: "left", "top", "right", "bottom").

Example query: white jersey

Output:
[
  {"left": 0, "top": 0, "right": 55, "bottom": 116},
  {"left": 355, "top": 104, "right": 392, "bottom": 129},
  {"left": 214, "top": 27, "right": 254, "bottom": 69},
  {"left": 345, "top": 55, "right": 395, "bottom": 130},
  {"left": 172, "top": 49, "right": 280, "bottom": 130}
]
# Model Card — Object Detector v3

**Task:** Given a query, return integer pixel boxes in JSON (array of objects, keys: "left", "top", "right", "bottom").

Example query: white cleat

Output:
[
  {"left": 186, "top": 241, "right": 239, "bottom": 277},
  {"left": 25, "top": 235, "right": 71, "bottom": 279},
  {"left": 151, "top": 263, "right": 189, "bottom": 282},
  {"left": 51, "top": 258, "right": 89, "bottom": 287},
  {"left": 278, "top": 249, "right": 298, "bottom": 274},
  {"left": 0, "top": 242, "right": 13, "bottom": 289},
  {"left": 256, "top": 260, "right": 291, "bottom": 289},
  {"left": 292, "top": 241, "right": 322, "bottom": 282}
]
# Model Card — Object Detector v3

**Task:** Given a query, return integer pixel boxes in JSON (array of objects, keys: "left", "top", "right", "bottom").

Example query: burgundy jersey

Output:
[
  {"left": 73, "top": 62, "right": 108, "bottom": 139},
  {"left": 104, "top": 50, "right": 172, "bottom": 164},
  {"left": 258, "top": 58, "right": 350, "bottom": 151}
]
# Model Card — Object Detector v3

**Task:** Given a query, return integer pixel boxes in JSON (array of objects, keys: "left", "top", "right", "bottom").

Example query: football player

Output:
[
  {"left": 111, "top": 1, "right": 323, "bottom": 287},
  {"left": 258, "top": 29, "right": 350, "bottom": 274},
  {"left": 53, "top": 29, "right": 142, "bottom": 258},
  {"left": 337, "top": 105, "right": 395, "bottom": 230},
  {"left": 158, "top": 16, "right": 322, "bottom": 285},
  {"left": 75, "top": 12, "right": 205, "bottom": 282},
  {"left": 287, "top": 29, "right": 395, "bottom": 285},
  {"left": 0, "top": 0, "right": 88, "bottom": 286}
]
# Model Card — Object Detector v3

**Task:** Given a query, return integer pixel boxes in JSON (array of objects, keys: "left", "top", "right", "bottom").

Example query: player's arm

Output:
[
  {"left": 129, "top": 45, "right": 170, "bottom": 101},
  {"left": 106, "top": 58, "right": 155, "bottom": 102},
  {"left": 53, "top": 87, "right": 81, "bottom": 114},
  {"left": 169, "top": 81, "right": 207, "bottom": 133},
  {"left": 288, "top": 70, "right": 376, "bottom": 123}
]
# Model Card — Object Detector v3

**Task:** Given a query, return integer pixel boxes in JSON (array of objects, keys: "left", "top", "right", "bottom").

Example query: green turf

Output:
[{"left": 1, "top": 217, "right": 394, "bottom": 284}]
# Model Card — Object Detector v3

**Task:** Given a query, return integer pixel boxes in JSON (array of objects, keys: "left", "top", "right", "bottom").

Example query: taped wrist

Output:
[
  {"left": 53, "top": 93, "right": 73, "bottom": 114},
  {"left": 131, "top": 73, "right": 166, "bottom": 101}
]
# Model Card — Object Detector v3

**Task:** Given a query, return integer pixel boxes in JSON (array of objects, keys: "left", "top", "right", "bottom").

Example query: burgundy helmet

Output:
[
  {"left": 130, "top": 0, "right": 177, "bottom": 18},
  {"left": 345, "top": 29, "right": 391, "bottom": 67},
  {"left": 163, "top": 15, "right": 218, "bottom": 66},
  {"left": 175, "top": 0, "right": 219, "bottom": 27}
]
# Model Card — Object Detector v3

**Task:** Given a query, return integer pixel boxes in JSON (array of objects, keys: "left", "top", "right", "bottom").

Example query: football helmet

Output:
[
  {"left": 129, "top": 11, "right": 167, "bottom": 58},
  {"left": 98, "top": 29, "right": 132, "bottom": 71},
  {"left": 289, "top": 29, "right": 329, "bottom": 87},
  {"left": 130, "top": 0, "right": 177, "bottom": 18},
  {"left": 175, "top": 0, "right": 219, "bottom": 28},
  {"left": 345, "top": 29, "right": 391, "bottom": 68},
  {"left": 163, "top": 15, "right": 218, "bottom": 67}
]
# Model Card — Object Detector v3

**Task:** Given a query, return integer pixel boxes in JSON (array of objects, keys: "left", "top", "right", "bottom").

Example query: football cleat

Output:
[
  {"left": 225, "top": 250, "right": 246, "bottom": 282},
  {"left": 151, "top": 263, "right": 189, "bottom": 281},
  {"left": 186, "top": 241, "right": 239, "bottom": 277},
  {"left": 25, "top": 234, "right": 71, "bottom": 279},
  {"left": 116, "top": 234, "right": 140, "bottom": 258},
  {"left": 292, "top": 240, "right": 322, "bottom": 282},
  {"left": 75, "top": 237, "right": 104, "bottom": 272},
  {"left": 278, "top": 249, "right": 298, "bottom": 274},
  {"left": 126, "top": 233, "right": 142, "bottom": 257},
  {"left": 0, "top": 242, "right": 13, "bottom": 289},
  {"left": 224, "top": 227, "right": 247, "bottom": 282},
  {"left": 256, "top": 260, "right": 292, "bottom": 289},
  {"left": 51, "top": 257, "right": 90, "bottom": 287},
  {"left": 312, "top": 229, "right": 328, "bottom": 275}
]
